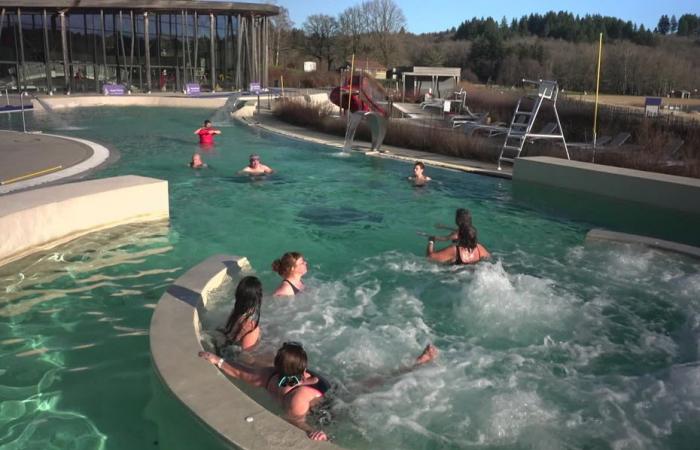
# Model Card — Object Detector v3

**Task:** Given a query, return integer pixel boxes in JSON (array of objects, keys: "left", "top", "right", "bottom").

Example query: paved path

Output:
[
  {"left": 246, "top": 111, "right": 512, "bottom": 179},
  {"left": 0, "top": 131, "right": 109, "bottom": 194}
]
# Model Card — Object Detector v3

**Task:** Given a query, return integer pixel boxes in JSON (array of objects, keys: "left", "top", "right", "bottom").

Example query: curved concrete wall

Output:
[
  {"left": 150, "top": 255, "right": 339, "bottom": 449},
  {"left": 513, "top": 156, "right": 700, "bottom": 215},
  {"left": 0, "top": 175, "right": 168, "bottom": 266},
  {"left": 34, "top": 95, "right": 230, "bottom": 110}
]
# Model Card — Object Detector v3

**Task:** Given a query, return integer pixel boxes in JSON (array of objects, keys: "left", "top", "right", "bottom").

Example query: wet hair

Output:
[
  {"left": 204, "top": 120, "right": 211, "bottom": 126},
  {"left": 457, "top": 224, "right": 478, "bottom": 251},
  {"left": 249, "top": 153, "right": 260, "bottom": 160},
  {"left": 220, "top": 276, "right": 262, "bottom": 346},
  {"left": 274, "top": 342, "right": 308, "bottom": 379},
  {"left": 272, "top": 252, "right": 302, "bottom": 277},
  {"left": 414, "top": 161, "right": 425, "bottom": 170},
  {"left": 455, "top": 208, "right": 472, "bottom": 228}
]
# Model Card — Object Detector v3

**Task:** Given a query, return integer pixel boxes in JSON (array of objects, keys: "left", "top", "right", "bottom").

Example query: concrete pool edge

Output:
[
  {"left": 513, "top": 156, "right": 700, "bottom": 215},
  {"left": 149, "top": 254, "right": 340, "bottom": 450},
  {"left": 33, "top": 94, "right": 231, "bottom": 110},
  {"left": 0, "top": 131, "right": 111, "bottom": 195},
  {"left": 238, "top": 112, "right": 512, "bottom": 179},
  {"left": 0, "top": 175, "right": 169, "bottom": 267},
  {"left": 586, "top": 229, "right": 700, "bottom": 259}
]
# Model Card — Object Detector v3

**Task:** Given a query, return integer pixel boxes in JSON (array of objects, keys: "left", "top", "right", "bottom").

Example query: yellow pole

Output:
[
  {"left": 1, "top": 165, "right": 62, "bottom": 185},
  {"left": 346, "top": 54, "right": 355, "bottom": 125},
  {"left": 593, "top": 32, "right": 603, "bottom": 149}
]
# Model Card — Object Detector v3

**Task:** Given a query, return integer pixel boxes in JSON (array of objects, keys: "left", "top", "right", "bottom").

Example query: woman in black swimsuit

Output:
[
  {"left": 199, "top": 341, "right": 438, "bottom": 441},
  {"left": 426, "top": 223, "right": 491, "bottom": 264},
  {"left": 216, "top": 276, "right": 262, "bottom": 352},
  {"left": 271, "top": 252, "right": 307, "bottom": 296}
]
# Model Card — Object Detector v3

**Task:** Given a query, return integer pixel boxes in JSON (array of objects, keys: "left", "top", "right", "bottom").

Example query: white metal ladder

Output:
[{"left": 498, "top": 79, "right": 570, "bottom": 170}]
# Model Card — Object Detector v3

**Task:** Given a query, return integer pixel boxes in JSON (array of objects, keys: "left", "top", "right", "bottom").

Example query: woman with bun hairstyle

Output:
[{"left": 272, "top": 252, "right": 307, "bottom": 296}]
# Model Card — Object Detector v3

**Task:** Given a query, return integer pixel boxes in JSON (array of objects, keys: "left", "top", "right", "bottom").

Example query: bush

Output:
[
  {"left": 273, "top": 100, "right": 500, "bottom": 162},
  {"left": 272, "top": 89, "right": 700, "bottom": 178}
]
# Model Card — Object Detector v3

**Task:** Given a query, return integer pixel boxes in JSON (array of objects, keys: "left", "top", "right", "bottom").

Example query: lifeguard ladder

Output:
[{"left": 498, "top": 79, "right": 570, "bottom": 170}]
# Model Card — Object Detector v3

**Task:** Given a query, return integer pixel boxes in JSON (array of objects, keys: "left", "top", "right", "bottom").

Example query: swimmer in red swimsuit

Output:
[{"left": 193, "top": 120, "right": 221, "bottom": 146}]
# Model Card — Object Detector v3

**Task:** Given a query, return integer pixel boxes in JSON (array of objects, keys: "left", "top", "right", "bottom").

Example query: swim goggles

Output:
[{"left": 277, "top": 374, "right": 302, "bottom": 387}]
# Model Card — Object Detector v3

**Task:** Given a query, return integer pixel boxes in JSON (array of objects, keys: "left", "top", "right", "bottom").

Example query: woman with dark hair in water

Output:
[
  {"left": 272, "top": 252, "right": 307, "bottom": 296},
  {"left": 426, "top": 223, "right": 490, "bottom": 264},
  {"left": 218, "top": 276, "right": 262, "bottom": 351},
  {"left": 199, "top": 341, "right": 438, "bottom": 441},
  {"left": 430, "top": 208, "right": 472, "bottom": 242}
]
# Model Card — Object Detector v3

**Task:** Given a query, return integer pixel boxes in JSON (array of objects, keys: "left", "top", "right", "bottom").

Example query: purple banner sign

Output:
[
  {"left": 249, "top": 82, "right": 261, "bottom": 94},
  {"left": 102, "top": 84, "right": 125, "bottom": 96},
  {"left": 185, "top": 83, "right": 201, "bottom": 95}
]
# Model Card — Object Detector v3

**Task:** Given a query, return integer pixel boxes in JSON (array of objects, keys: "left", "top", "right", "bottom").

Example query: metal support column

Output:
[
  {"left": 16, "top": 8, "right": 26, "bottom": 91},
  {"left": 209, "top": 12, "right": 215, "bottom": 91},
  {"left": 262, "top": 17, "right": 269, "bottom": 87},
  {"left": 193, "top": 11, "right": 198, "bottom": 81},
  {"left": 0, "top": 9, "right": 6, "bottom": 43},
  {"left": 100, "top": 9, "right": 106, "bottom": 88},
  {"left": 42, "top": 9, "right": 52, "bottom": 93},
  {"left": 181, "top": 10, "right": 189, "bottom": 85},
  {"left": 235, "top": 15, "right": 243, "bottom": 89},
  {"left": 144, "top": 12, "right": 151, "bottom": 92},
  {"left": 60, "top": 11, "right": 70, "bottom": 93}
]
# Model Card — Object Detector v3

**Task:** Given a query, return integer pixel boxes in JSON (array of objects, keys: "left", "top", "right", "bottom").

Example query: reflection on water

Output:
[{"left": 0, "top": 221, "right": 183, "bottom": 450}]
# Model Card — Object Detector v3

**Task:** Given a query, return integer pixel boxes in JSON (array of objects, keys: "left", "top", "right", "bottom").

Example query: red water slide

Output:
[{"left": 330, "top": 74, "right": 387, "bottom": 117}]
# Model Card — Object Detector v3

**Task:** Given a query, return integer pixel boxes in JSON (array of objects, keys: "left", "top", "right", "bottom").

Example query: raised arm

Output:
[
  {"left": 198, "top": 351, "right": 270, "bottom": 387},
  {"left": 426, "top": 238, "right": 457, "bottom": 263}
]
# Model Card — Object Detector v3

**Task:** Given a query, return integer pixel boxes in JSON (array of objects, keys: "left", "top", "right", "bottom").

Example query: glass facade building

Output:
[{"left": 0, "top": 1, "right": 278, "bottom": 93}]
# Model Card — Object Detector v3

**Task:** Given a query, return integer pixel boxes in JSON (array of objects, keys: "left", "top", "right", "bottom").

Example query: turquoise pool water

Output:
[{"left": 1, "top": 107, "right": 699, "bottom": 449}]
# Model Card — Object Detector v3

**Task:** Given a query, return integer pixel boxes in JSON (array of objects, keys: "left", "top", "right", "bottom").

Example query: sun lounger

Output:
[
  {"left": 567, "top": 136, "right": 612, "bottom": 148},
  {"left": 608, "top": 132, "right": 631, "bottom": 147}
]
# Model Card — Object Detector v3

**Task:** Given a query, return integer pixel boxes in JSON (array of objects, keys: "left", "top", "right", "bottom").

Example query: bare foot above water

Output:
[{"left": 415, "top": 344, "right": 438, "bottom": 365}]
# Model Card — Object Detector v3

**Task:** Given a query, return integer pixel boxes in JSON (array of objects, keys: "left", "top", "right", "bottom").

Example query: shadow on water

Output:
[
  {"left": 145, "top": 368, "right": 230, "bottom": 450},
  {"left": 298, "top": 206, "right": 383, "bottom": 227},
  {"left": 513, "top": 180, "right": 700, "bottom": 246}
]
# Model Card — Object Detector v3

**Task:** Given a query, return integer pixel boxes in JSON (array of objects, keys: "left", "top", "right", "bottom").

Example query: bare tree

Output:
[
  {"left": 338, "top": 5, "right": 367, "bottom": 57},
  {"left": 270, "top": 6, "right": 294, "bottom": 67},
  {"left": 303, "top": 14, "right": 339, "bottom": 71},
  {"left": 363, "top": 0, "right": 406, "bottom": 66}
]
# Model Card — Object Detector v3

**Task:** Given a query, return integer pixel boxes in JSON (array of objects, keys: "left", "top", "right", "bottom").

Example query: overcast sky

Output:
[{"left": 242, "top": 0, "right": 700, "bottom": 34}]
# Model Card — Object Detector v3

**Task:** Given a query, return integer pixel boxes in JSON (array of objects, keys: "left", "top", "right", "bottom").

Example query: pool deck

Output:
[
  {"left": 244, "top": 110, "right": 512, "bottom": 179},
  {"left": 0, "top": 130, "right": 111, "bottom": 194}
]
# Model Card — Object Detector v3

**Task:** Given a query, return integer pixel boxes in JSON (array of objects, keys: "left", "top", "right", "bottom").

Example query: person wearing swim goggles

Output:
[
  {"left": 239, "top": 153, "right": 274, "bottom": 175},
  {"left": 199, "top": 341, "right": 438, "bottom": 441}
]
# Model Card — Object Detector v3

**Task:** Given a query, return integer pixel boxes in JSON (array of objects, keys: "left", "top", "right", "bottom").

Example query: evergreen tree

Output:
[
  {"left": 657, "top": 15, "right": 670, "bottom": 34},
  {"left": 670, "top": 15, "right": 678, "bottom": 33}
]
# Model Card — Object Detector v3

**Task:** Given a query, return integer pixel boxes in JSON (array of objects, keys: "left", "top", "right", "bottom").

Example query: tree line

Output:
[{"left": 269, "top": 2, "right": 700, "bottom": 96}]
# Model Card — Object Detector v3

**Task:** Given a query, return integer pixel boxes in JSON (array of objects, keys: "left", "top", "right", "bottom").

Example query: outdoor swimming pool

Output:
[{"left": 1, "top": 106, "right": 699, "bottom": 449}]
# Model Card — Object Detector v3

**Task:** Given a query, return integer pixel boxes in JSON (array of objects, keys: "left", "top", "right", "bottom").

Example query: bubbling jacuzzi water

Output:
[
  {"left": 204, "top": 244, "right": 700, "bottom": 449},
  {"left": 2, "top": 106, "right": 699, "bottom": 450}
]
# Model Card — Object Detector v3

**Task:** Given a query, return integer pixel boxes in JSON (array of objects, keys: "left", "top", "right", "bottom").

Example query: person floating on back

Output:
[
  {"left": 240, "top": 154, "right": 274, "bottom": 176},
  {"left": 408, "top": 161, "right": 431, "bottom": 186},
  {"left": 194, "top": 120, "right": 221, "bottom": 147}
]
